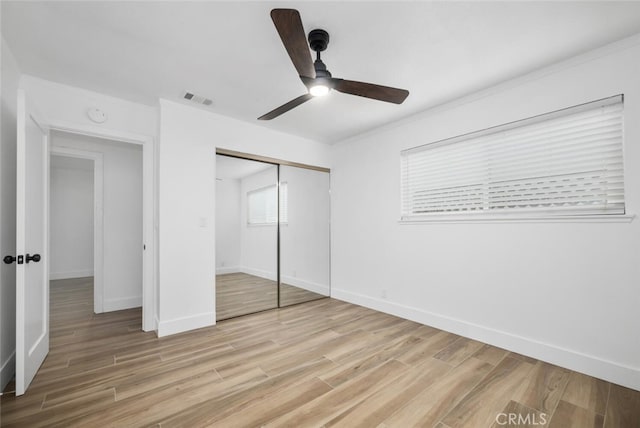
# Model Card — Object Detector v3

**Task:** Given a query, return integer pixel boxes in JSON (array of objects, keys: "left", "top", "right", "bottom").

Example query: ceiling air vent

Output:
[{"left": 183, "top": 91, "right": 213, "bottom": 106}]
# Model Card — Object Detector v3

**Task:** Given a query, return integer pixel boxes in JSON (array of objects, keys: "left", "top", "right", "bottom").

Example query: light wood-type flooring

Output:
[
  {"left": 216, "top": 272, "right": 327, "bottom": 320},
  {"left": 2, "top": 277, "right": 640, "bottom": 427}
]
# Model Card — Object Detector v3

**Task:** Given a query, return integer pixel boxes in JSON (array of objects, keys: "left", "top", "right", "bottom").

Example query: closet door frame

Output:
[
  {"left": 216, "top": 149, "right": 330, "bottom": 174},
  {"left": 215, "top": 149, "right": 330, "bottom": 311}
]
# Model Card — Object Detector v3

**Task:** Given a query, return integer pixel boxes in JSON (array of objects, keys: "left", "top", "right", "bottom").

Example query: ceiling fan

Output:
[{"left": 258, "top": 9, "right": 410, "bottom": 120}]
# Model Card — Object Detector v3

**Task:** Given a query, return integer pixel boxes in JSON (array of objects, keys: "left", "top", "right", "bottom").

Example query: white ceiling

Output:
[
  {"left": 51, "top": 155, "right": 93, "bottom": 171},
  {"left": 3, "top": 1, "right": 640, "bottom": 144}
]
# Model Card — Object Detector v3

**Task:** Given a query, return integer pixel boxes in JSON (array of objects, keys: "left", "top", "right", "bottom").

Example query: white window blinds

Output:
[
  {"left": 248, "top": 184, "right": 276, "bottom": 224},
  {"left": 401, "top": 95, "right": 625, "bottom": 219},
  {"left": 279, "top": 182, "right": 288, "bottom": 224},
  {"left": 247, "top": 182, "right": 288, "bottom": 224}
]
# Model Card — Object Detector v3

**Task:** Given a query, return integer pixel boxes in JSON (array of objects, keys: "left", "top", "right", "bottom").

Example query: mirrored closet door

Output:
[
  {"left": 215, "top": 155, "right": 278, "bottom": 320},
  {"left": 215, "top": 153, "right": 330, "bottom": 321}
]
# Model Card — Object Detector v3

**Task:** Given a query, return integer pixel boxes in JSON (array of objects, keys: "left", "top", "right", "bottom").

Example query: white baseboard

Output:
[
  {"left": 331, "top": 287, "right": 640, "bottom": 392},
  {"left": 157, "top": 312, "right": 215, "bottom": 337},
  {"left": 216, "top": 266, "right": 240, "bottom": 275},
  {"left": 280, "top": 275, "right": 329, "bottom": 296},
  {"left": 49, "top": 270, "right": 94, "bottom": 280},
  {"left": 239, "top": 266, "right": 277, "bottom": 281},
  {"left": 1, "top": 351, "right": 15, "bottom": 392},
  {"left": 103, "top": 296, "right": 142, "bottom": 312}
]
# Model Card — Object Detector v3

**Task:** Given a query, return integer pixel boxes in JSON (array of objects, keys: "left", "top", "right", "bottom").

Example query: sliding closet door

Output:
[
  {"left": 278, "top": 165, "right": 330, "bottom": 306},
  {"left": 215, "top": 155, "right": 278, "bottom": 320}
]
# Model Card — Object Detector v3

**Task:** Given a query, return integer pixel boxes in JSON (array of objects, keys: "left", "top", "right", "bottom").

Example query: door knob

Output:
[
  {"left": 26, "top": 253, "right": 41, "bottom": 263},
  {"left": 3, "top": 255, "right": 24, "bottom": 264}
]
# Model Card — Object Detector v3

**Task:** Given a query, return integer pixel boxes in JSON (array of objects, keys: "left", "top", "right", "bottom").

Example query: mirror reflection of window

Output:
[
  {"left": 279, "top": 182, "right": 288, "bottom": 224},
  {"left": 247, "top": 182, "right": 287, "bottom": 225}
]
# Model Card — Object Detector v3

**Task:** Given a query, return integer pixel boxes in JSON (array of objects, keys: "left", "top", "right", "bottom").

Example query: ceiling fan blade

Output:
[
  {"left": 258, "top": 94, "right": 313, "bottom": 120},
  {"left": 271, "top": 9, "right": 316, "bottom": 79},
  {"left": 332, "top": 79, "right": 409, "bottom": 104}
]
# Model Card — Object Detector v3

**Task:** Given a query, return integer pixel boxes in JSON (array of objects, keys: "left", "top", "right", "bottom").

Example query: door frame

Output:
[
  {"left": 48, "top": 121, "right": 156, "bottom": 332},
  {"left": 49, "top": 147, "right": 105, "bottom": 313}
]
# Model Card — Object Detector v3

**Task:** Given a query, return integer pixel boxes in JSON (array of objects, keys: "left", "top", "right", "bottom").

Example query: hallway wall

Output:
[{"left": 49, "top": 156, "right": 94, "bottom": 280}]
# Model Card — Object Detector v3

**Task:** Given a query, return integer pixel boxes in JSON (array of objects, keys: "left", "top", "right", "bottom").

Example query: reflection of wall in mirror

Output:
[
  {"left": 239, "top": 167, "right": 278, "bottom": 281},
  {"left": 280, "top": 166, "right": 330, "bottom": 296},
  {"left": 215, "top": 178, "right": 241, "bottom": 274}
]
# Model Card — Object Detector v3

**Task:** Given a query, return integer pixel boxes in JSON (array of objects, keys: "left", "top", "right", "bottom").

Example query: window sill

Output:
[{"left": 399, "top": 214, "right": 636, "bottom": 224}]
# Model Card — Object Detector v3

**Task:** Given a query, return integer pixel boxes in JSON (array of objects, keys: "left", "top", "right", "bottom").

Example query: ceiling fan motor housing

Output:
[{"left": 308, "top": 29, "right": 329, "bottom": 52}]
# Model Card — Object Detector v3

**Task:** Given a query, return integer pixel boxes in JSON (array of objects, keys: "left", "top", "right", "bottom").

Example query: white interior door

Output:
[{"left": 15, "top": 89, "right": 49, "bottom": 396}]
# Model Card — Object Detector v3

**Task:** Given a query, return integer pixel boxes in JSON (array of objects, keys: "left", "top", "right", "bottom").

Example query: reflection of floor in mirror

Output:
[
  {"left": 280, "top": 282, "right": 326, "bottom": 307},
  {"left": 216, "top": 272, "right": 327, "bottom": 321},
  {"left": 216, "top": 273, "right": 277, "bottom": 320}
]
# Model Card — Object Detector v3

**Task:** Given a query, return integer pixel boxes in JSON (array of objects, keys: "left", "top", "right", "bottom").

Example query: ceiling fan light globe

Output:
[{"left": 310, "top": 84, "right": 330, "bottom": 97}]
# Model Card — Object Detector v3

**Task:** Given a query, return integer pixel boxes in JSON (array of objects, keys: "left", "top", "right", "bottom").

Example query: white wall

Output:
[
  {"left": 20, "top": 75, "right": 157, "bottom": 138},
  {"left": 331, "top": 35, "right": 640, "bottom": 391},
  {"left": 49, "top": 157, "right": 94, "bottom": 280},
  {"left": 52, "top": 132, "right": 143, "bottom": 312},
  {"left": 157, "top": 99, "right": 330, "bottom": 336},
  {"left": 0, "top": 37, "right": 20, "bottom": 391},
  {"left": 280, "top": 166, "right": 330, "bottom": 295},
  {"left": 239, "top": 167, "right": 278, "bottom": 280},
  {"left": 215, "top": 178, "right": 241, "bottom": 274}
]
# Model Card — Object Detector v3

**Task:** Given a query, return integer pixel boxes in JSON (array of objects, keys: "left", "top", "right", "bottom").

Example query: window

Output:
[
  {"left": 401, "top": 95, "right": 625, "bottom": 220},
  {"left": 279, "top": 181, "right": 288, "bottom": 224},
  {"left": 247, "top": 182, "right": 288, "bottom": 224}
]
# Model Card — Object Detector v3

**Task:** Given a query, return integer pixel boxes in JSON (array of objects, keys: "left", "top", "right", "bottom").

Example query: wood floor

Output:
[
  {"left": 216, "top": 272, "right": 327, "bottom": 320},
  {"left": 2, "top": 278, "right": 640, "bottom": 427}
]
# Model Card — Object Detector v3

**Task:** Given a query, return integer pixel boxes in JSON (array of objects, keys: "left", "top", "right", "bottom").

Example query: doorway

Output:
[
  {"left": 50, "top": 131, "right": 143, "bottom": 318},
  {"left": 12, "top": 88, "right": 156, "bottom": 395}
]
